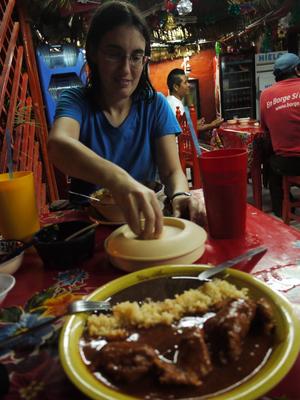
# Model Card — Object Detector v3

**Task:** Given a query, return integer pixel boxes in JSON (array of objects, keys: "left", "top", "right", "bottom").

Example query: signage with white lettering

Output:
[{"left": 255, "top": 51, "right": 287, "bottom": 66}]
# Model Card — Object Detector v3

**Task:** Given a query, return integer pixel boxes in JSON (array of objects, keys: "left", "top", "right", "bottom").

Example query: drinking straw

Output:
[{"left": 5, "top": 128, "right": 13, "bottom": 179}]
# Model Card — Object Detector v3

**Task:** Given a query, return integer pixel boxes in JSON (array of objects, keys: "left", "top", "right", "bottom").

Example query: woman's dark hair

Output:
[{"left": 85, "top": 0, "right": 155, "bottom": 101}]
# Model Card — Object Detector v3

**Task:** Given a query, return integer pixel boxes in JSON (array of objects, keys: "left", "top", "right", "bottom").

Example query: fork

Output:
[
  {"left": 68, "top": 300, "right": 111, "bottom": 314},
  {"left": 0, "top": 300, "right": 112, "bottom": 349}
]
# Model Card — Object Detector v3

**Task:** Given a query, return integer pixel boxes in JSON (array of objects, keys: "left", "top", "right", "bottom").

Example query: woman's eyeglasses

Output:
[{"left": 99, "top": 49, "right": 150, "bottom": 68}]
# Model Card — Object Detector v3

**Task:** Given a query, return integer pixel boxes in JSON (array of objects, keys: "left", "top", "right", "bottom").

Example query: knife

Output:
[
  {"left": 196, "top": 245, "right": 267, "bottom": 281},
  {"left": 172, "top": 246, "right": 267, "bottom": 282}
]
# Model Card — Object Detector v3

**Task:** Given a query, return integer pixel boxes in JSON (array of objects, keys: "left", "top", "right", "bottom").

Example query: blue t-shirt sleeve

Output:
[
  {"left": 54, "top": 88, "right": 85, "bottom": 125},
  {"left": 154, "top": 93, "right": 182, "bottom": 137}
]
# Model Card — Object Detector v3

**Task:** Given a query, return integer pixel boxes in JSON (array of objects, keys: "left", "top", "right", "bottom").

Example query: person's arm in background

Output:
[
  {"left": 155, "top": 134, "right": 206, "bottom": 224},
  {"left": 197, "top": 117, "right": 224, "bottom": 131},
  {"left": 48, "top": 117, "right": 163, "bottom": 239}
]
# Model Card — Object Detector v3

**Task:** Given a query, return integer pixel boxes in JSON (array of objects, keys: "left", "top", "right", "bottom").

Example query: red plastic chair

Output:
[
  {"left": 282, "top": 175, "right": 300, "bottom": 225},
  {"left": 176, "top": 107, "right": 202, "bottom": 189}
]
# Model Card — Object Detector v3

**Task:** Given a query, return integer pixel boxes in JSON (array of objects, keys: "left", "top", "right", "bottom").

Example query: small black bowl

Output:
[{"left": 34, "top": 220, "right": 96, "bottom": 269}]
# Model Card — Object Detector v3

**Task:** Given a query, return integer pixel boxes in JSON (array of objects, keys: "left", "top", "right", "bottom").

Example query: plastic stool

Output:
[{"left": 282, "top": 176, "right": 300, "bottom": 224}]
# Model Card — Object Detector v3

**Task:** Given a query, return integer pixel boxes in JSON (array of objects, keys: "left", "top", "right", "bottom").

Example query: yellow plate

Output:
[{"left": 59, "top": 265, "right": 300, "bottom": 400}]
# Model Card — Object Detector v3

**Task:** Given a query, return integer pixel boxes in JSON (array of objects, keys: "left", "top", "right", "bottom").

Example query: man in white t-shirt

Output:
[{"left": 166, "top": 68, "right": 223, "bottom": 131}]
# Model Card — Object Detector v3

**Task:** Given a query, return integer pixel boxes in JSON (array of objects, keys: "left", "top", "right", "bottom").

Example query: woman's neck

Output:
[{"left": 100, "top": 96, "right": 132, "bottom": 128}]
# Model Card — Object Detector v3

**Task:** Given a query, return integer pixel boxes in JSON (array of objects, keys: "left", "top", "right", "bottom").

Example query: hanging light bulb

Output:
[{"left": 177, "top": 0, "right": 193, "bottom": 16}]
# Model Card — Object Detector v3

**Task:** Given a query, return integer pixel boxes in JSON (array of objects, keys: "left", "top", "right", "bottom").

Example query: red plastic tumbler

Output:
[{"left": 199, "top": 148, "right": 248, "bottom": 239}]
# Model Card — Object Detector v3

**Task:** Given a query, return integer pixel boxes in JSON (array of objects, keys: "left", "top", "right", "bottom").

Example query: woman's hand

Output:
[
  {"left": 110, "top": 180, "right": 164, "bottom": 239},
  {"left": 172, "top": 193, "right": 206, "bottom": 226}
]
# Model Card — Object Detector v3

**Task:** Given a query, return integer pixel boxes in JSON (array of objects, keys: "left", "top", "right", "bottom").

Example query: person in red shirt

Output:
[{"left": 260, "top": 53, "right": 300, "bottom": 217}]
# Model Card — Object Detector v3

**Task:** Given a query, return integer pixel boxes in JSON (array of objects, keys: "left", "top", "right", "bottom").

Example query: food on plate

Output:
[
  {"left": 89, "top": 188, "right": 125, "bottom": 222},
  {"left": 238, "top": 117, "right": 250, "bottom": 122},
  {"left": 80, "top": 279, "right": 275, "bottom": 399},
  {"left": 226, "top": 119, "right": 237, "bottom": 124},
  {"left": 90, "top": 182, "right": 165, "bottom": 223},
  {"left": 91, "top": 188, "right": 114, "bottom": 205},
  {"left": 91, "top": 181, "right": 164, "bottom": 205}
]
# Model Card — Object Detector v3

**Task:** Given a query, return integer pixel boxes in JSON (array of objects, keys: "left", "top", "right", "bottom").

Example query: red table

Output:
[
  {"left": 212, "top": 121, "right": 265, "bottom": 210},
  {"left": 1, "top": 203, "right": 300, "bottom": 399}
]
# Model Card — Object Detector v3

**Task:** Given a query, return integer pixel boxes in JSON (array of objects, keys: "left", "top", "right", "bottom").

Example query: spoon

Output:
[
  {"left": 64, "top": 222, "right": 99, "bottom": 242},
  {"left": 68, "top": 190, "right": 100, "bottom": 202}
]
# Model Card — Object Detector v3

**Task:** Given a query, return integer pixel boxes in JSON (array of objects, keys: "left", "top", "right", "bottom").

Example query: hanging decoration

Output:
[
  {"left": 277, "top": 12, "right": 291, "bottom": 39},
  {"left": 203, "top": 15, "right": 217, "bottom": 26},
  {"left": 228, "top": 3, "right": 241, "bottom": 16},
  {"left": 26, "top": 0, "right": 299, "bottom": 55},
  {"left": 153, "top": 24, "right": 193, "bottom": 43},
  {"left": 76, "top": 0, "right": 101, "bottom": 4},
  {"left": 150, "top": 43, "right": 198, "bottom": 63},
  {"left": 181, "top": 55, "right": 191, "bottom": 73},
  {"left": 240, "top": 2, "right": 257, "bottom": 16},
  {"left": 175, "top": 15, "right": 197, "bottom": 25},
  {"left": 59, "top": 1, "right": 99, "bottom": 17},
  {"left": 165, "top": 0, "right": 177, "bottom": 13},
  {"left": 290, "top": 0, "right": 300, "bottom": 26},
  {"left": 177, "top": 0, "right": 193, "bottom": 16},
  {"left": 164, "top": 13, "right": 177, "bottom": 30},
  {"left": 261, "top": 27, "right": 272, "bottom": 53},
  {"left": 215, "top": 41, "right": 222, "bottom": 56},
  {"left": 159, "top": 10, "right": 169, "bottom": 27}
]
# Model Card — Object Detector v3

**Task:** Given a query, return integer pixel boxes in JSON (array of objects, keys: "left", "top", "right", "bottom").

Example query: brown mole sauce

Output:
[{"left": 80, "top": 314, "right": 274, "bottom": 399}]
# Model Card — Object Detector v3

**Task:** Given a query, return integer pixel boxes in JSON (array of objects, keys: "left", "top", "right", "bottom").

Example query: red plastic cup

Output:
[{"left": 199, "top": 148, "right": 248, "bottom": 239}]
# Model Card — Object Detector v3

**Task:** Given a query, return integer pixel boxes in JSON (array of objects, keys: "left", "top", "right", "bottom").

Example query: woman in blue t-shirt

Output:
[{"left": 48, "top": 0, "right": 204, "bottom": 239}]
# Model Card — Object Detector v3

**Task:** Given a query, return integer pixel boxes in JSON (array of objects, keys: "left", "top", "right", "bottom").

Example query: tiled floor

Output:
[{"left": 247, "top": 181, "right": 300, "bottom": 231}]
